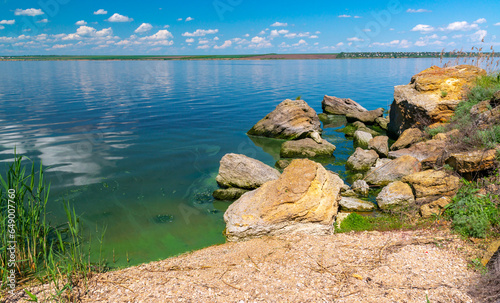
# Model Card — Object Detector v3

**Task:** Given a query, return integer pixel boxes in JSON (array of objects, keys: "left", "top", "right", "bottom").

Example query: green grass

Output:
[
  {"left": 0, "top": 153, "right": 106, "bottom": 301},
  {"left": 446, "top": 179, "right": 500, "bottom": 238}
]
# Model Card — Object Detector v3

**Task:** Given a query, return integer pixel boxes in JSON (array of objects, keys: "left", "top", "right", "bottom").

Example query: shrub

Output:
[{"left": 446, "top": 179, "right": 500, "bottom": 238}]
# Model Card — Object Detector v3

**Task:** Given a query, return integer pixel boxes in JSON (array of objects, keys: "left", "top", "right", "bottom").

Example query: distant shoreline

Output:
[{"left": 1, "top": 52, "right": 497, "bottom": 61}]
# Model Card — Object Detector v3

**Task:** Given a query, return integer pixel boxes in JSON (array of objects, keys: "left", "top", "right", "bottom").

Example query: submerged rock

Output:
[
  {"left": 388, "top": 65, "right": 486, "bottom": 137},
  {"left": 322, "top": 95, "right": 367, "bottom": 115},
  {"left": 346, "top": 108, "right": 384, "bottom": 124},
  {"left": 364, "top": 155, "right": 421, "bottom": 186},
  {"left": 216, "top": 153, "right": 281, "bottom": 190},
  {"left": 224, "top": 159, "right": 344, "bottom": 242},
  {"left": 280, "top": 138, "right": 336, "bottom": 158},
  {"left": 376, "top": 181, "right": 415, "bottom": 211},
  {"left": 346, "top": 147, "right": 379, "bottom": 172},
  {"left": 248, "top": 99, "right": 322, "bottom": 140},
  {"left": 390, "top": 128, "right": 426, "bottom": 151},
  {"left": 353, "top": 130, "right": 373, "bottom": 149},
  {"left": 213, "top": 188, "right": 250, "bottom": 201},
  {"left": 339, "top": 197, "right": 376, "bottom": 212},
  {"left": 318, "top": 113, "right": 347, "bottom": 129}
]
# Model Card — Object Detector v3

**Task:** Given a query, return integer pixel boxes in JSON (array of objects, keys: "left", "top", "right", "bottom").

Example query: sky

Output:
[{"left": 0, "top": 0, "right": 500, "bottom": 55}]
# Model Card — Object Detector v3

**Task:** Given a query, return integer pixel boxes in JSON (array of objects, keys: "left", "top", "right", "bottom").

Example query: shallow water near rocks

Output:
[{"left": 0, "top": 59, "right": 443, "bottom": 267}]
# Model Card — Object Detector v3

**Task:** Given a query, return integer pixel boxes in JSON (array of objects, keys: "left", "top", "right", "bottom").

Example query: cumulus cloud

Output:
[
  {"left": 106, "top": 13, "right": 133, "bottom": 22},
  {"left": 495, "top": 23, "right": 500, "bottom": 26},
  {"left": 197, "top": 45, "right": 210, "bottom": 49},
  {"left": 354, "top": 16, "right": 362, "bottom": 18},
  {"left": 471, "top": 30, "right": 487, "bottom": 41},
  {"left": 37, "top": 19, "right": 49, "bottom": 23},
  {"left": 269, "top": 29, "right": 289, "bottom": 37},
  {"left": 411, "top": 24, "right": 435, "bottom": 33},
  {"left": 76, "top": 20, "right": 87, "bottom": 26},
  {"left": 141, "top": 30, "right": 173, "bottom": 40},
  {"left": 214, "top": 40, "right": 232, "bottom": 49},
  {"left": 182, "top": 29, "right": 218, "bottom": 37},
  {"left": 293, "top": 39, "right": 308, "bottom": 46},
  {"left": 0, "top": 26, "right": 4, "bottom": 30},
  {"left": 406, "top": 9, "right": 431, "bottom": 13},
  {"left": 185, "top": 38, "right": 194, "bottom": 43},
  {"left": 445, "top": 21, "right": 479, "bottom": 31},
  {"left": 14, "top": 8, "right": 44, "bottom": 16},
  {"left": 0, "top": 20, "right": 15, "bottom": 25},
  {"left": 271, "top": 22, "right": 288, "bottom": 27},
  {"left": 347, "top": 37, "right": 364, "bottom": 42},
  {"left": 135, "top": 23, "right": 153, "bottom": 33},
  {"left": 249, "top": 36, "right": 272, "bottom": 48},
  {"left": 52, "top": 44, "right": 72, "bottom": 49},
  {"left": 185, "top": 17, "right": 194, "bottom": 22},
  {"left": 474, "top": 18, "right": 487, "bottom": 24},
  {"left": 309, "top": 35, "right": 319, "bottom": 38},
  {"left": 94, "top": 9, "right": 108, "bottom": 15}
]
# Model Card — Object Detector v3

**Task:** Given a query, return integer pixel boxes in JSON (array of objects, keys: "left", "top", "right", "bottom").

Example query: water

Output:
[{"left": 0, "top": 59, "right": 442, "bottom": 267}]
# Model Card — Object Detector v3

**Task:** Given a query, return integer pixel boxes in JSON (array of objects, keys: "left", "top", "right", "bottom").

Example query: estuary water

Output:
[{"left": 0, "top": 58, "right": 442, "bottom": 267}]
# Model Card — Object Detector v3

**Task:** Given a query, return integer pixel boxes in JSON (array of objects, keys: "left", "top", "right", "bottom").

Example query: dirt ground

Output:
[{"left": 6, "top": 228, "right": 483, "bottom": 303}]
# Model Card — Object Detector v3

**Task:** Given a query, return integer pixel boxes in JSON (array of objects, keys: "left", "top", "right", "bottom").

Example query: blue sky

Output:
[{"left": 1, "top": 0, "right": 500, "bottom": 55}]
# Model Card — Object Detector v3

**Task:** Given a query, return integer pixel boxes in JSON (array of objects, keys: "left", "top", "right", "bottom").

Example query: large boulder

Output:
[
  {"left": 445, "top": 149, "right": 498, "bottom": 174},
  {"left": 364, "top": 155, "right": 421, "bottom": 186},
  {"left": 216, "top": 153, "right": 281, "bottom": 190},
  {"left": 224, "top": 159, "right": 344, "bottom": 241},
  {"left": 388, "top": 139, "right": 446, "bottom": 161},
  {"left": 322, "top": 95, "right": 367, "bottom": 115},
  {"left": 339, "top": 197, "right": 376, "bottom": 212},
  {"left": 388, "top": 65, "right": 486, "bottom": 137},
  {"left": 280, "top": 138, "right": 336, "bottom": 158},
  {"left": 402, "top": 170, "right": 460, "bottom": 201},
  {"left": 346, "top": 147, "right": 379, "bottom": 171},
  {"left": 248, "top": 99, "right": 322, "bottom": 140},
  {"left": 353, "top": 130, "right": 373, "bottom": 149},
  {"left": 390, "top": 128, "right": 426, "bottom": 151},
  {"left": 376, "top": 181, "right": 415, "bottom": 211},
  {"left": 369, "top": 136, "right": 389, "bottom": 157},
  {"left": 346, "top": 108, "right": 384, "bottom": 124}
]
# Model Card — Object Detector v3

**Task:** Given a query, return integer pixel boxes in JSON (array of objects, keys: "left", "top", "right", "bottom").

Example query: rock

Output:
[
  {"left": 470, "top": 100, "right": 491, "bottom": 116},
  {"left": 346, "top": 108, "right": 384, "bottom": 124},
  {"left": 310, "top": 131, "right": 322, "bottom": 144},
  {"left": 280, "top": 138, "right": 336, "bottom": 158},
  {"left": 390, "top": 128, "right": 425, "bottom": 151},
  {"left": 364, "top": 155, "right": 421, "bottom": 186},
  {"left": 213, "top": 188, "right": 250, "bottom": 201},
  {"left": 275, "top": 159, "right": 292, "bottom": 170},
  {"left": 353, "top": 131, "right": 373, "bottom": 149},
  {"left": 376, "top": 181, "right": 415, "bottom": 211},
  {"left": 339, "top": 197, "right": 376, "bottom": 212},
  {"left": 216, "top": 154, "right": 281, "bottom": 190},
  {"left": 445, "top": 149, "right": 498, "bottom": 174},
  {"left": 340, "top": 184, "right": 351, "bottom": 193},
  {"left": 342, "top": 189, "right": 357, "bottom": 197},
  {"left": 376, "top": 117, "right": 389, "bottom": 130},
  {"left": 388, "top": 65, "right": 486, "bottom": 137},
  {"left": 353, "top": 121, "right": 366, "bottom": 129},
  {"left": 369, "top": 136, "right": 389, "bottom": 157},
  {"left": 318, "top": 114, "right": 347, "bottom": 129},
  {"left": 346, "top": 148, "right": 379, "bottom": 172},
  {"left": 322, "top": 95, "right": 367, "bottom": 115},
  {"left": 352, "top": 180, "right": 370, "bottom": 197},
  {"left": 248, "top": 99, "right": 322, "bottom": 140},
  {"left": 388, "top": 139, "right": 446, "bottom": 161},
  {"left": 420, "top": 197, "right": 452, "bottom": 218},
  {"left": 402, "top": 170, "right": 460, "bottom": 198},
  {"left": 374, "top": 158, "right": 392, "bottom": 168},
  {"left": 224, "top": 159, "right": 344, "bottom": 242},
  {"left": 492, "top": 90, "right": 500, "bottom": 106}
]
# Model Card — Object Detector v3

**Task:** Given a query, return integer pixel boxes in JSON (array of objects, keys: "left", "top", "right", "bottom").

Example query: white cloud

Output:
[
  {"left": 415, "top": 40, "right": 427, "bottom": 47},
  {"left": 198, "top": 39, "right": 209, "bottom": 44},
  {"left": 293, "top": 39, "right": 308, "bottom": 46},
  {"left": 52, "top": 44, "right": 73, "bottom": 49},
  {"left": 495, "top": 23, "right": 500, "bottom": 26},
  {"left": 269, "top": 29, "right": 289, "bottom": 37},
  {"left": 411, "top": 24, "right": 435, "bottom": 33},
  {"left": 213, "top": 36, "right": 219, "bottom": 41},
  {"left": 134, "top": 23, "right": 153, "bottom": 33},
  {"left": 347, "top": 37, "right": 364, "bottom": 42},
  {"left": 76, "top": 26, "right": 96, "bottom": 36},
  {"left": 182, "top": 29, "right": 218, "bottom": 37},
  {"left": 177, "top": 18, "right": 183, "bottom": 21},
  {"left": 471, "top": 29, "right": 487, "bottom": 41},
  {"left": 338, "top": 15, "right": 351, "bottom": 18},
  {"left": 141, "top": 30, "right": 173, "bottom": 40},
  {"left": 185, "top": 17, "right": 194, "bottom": 22},
  {"left": 244, "top": 34, "right": 249, "bottom": 37},
  {"left": 14, "top": 8, "right": 44, "bottom": 16},
  {"left": 445, "top": 21, "right": 479, "bottom": 31},
  {"left": 36, "top": 19, "right": 48, "bottom": 23},
  {"left": 271, "top": 22, "right": 288, "bottom": 27},
  {"left": 94, "top": 9, "right": 108, "bottom": 15},
  {"left": 249, "top": 36, "right": 272, "bottom": 48},
  {"left": 185, "top": 38, "right": 194, "bottom": 43},
  {"left": 309, "top": 35, "right": 319, "bottom": 39},
  {"left": 354, "top": 16, "right": 362, "bottom": 18},
  {"left": 164, "top": 25, "right": 170, "bottom": 28},
  {"left": 406, "top": 9, "right": 431, "bottom": 13},
  {"left": 474, "top": 18, "right": 487, "bottom": 24},
  {"left": 0, "top": 20, "right": 15, "bottom": 25},
  {"left": 214, "top": 40, "right": 232, "bottom": 49},
  {"left": 452, "top": 34, "right": 463, "bottom": 39},
  {"left": 0, "top": 26, "right": 4, "bottom": 30},
  {"left": 197, "top": 45, "right": 210, "bottom": 49},
  {"left": 362, "top": 29, "right": 371, "bottom": 32},
  {"left": 336, "top": 42, "right": 344, "bottom": 47},
  {"left": 106, "top": 13, "right": 133, "bottom": 22},
  {"left": 76, "top": 20, "right": 87, "bottom": 26}
]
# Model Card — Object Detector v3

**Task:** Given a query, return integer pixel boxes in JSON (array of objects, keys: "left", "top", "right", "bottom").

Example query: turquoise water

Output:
[{"left": 0, "top": 59, "right": 442, "bottom": 267}]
